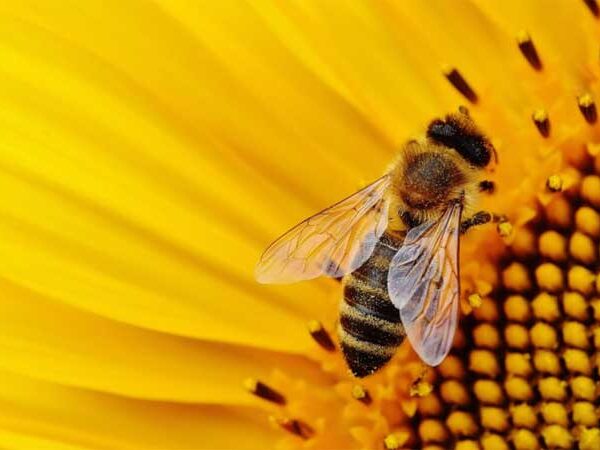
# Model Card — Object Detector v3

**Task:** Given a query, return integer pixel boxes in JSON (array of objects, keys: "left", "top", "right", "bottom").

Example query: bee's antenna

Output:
[{"left": 491, "top": 145, "right": 499, "bottom": 166}]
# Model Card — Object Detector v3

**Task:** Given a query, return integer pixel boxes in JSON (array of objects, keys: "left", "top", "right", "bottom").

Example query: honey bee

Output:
[{"left": 256, "top": 109, "right": 496, "bottom": 377}]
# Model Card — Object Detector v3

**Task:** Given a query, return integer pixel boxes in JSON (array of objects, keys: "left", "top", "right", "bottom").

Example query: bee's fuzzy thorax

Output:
[{"left": 387, "top": 140, "right": 480, "bottom": 229}]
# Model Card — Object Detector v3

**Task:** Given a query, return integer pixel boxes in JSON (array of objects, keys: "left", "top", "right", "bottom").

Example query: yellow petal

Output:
[
  {"left": 473, "top": 0, "right": 600, "bottom": 88},
  {"left": 0, "top": 2, "right": 362, "bottom": 352},
  {"left": 0, "top": 429, "right": 91, "bottom": 450},
  {"left": 175, "top": 0, "right": 445, "bottom": 134},
  {"left": 0, "top": 369, "right": 276, "bottom": 449},
  {"left": 387, "top": 0, "right": 534, "bottom": 111},
  {"left": 0, "top": 0, "right": 519, "bottom": 360},
  {"left": 0, "top": 278, "right": 328, "bottom": 404}
]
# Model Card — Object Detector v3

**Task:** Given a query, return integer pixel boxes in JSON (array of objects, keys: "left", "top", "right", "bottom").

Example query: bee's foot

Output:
[
  {"left": 460, "top": 211, "right": 492, "bottom": 234},
  {"left": 479, "top": 180, "right": 495, "bottom": 193}
]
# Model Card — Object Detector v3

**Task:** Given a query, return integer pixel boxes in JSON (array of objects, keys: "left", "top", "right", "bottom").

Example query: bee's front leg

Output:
[
  {"left": 478, "top": 180, "right": 495, "bottom": 193},
  {"left": 460, "top": 211, "right": 492, "bottom": 234}
]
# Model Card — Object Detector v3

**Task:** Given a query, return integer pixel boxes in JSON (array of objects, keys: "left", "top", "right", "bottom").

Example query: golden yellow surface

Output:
[
  {"left": 440, "top": 380, "right": 471, "bottom": 406},
  {"left": 571, "top": 376, "right": 596, "bottom": 401},
  {"left": 538, "top": 230, "right": 567, "bottom": 262},
  {"left": 455, "top": 440, "right": 480, "bottom": 450},
  {"left": 505, "top": 323, "right": 530, "bottom": 349},
  {"left": 0, "top": 0, "right": 599, "bottom": 449},
  {"left": 569, "top": 231, "right": 596, "bottom": 264},
  {"left": 503, "top": 295, "right": 531, "bottom": 322},
  {"left": 573, "top": 402, "right": 598, "bottom": 427},
  {"left": 469, "top": 350, "right": 500, "bottom": 377},
  {"left": 575, "top": 206, "right": 600, "bottom": 237},
  {"left": 510, "top": 227, "right": 537, "bottom": 259},
  {"left": 563, "top": 291, "right": 589, "bottom": 320},
  {"left": 562, "top": 321, "right": 589, "bottom": 348},
  {"left": 568, "top": 265, "right": 596, "bottom": 295},
  {"left": 530, "top": 322, "right": 558, "bottom": 349},
  {"left": 438, "top": 355, "right": 465, "bottom": 379},
  {"left": 580, "top": 428, "right": 600, "bottom": 450},
  {"left": 531, "top": 292, "right": 561, "bottom": 322},
  {"left": 511, "top": 404, "right": 538, "bottom": 429},
  {"left": 581, "top": 175, "right": 600, "bottom": 207},
  {"left": 473, "top": 380, "right": 504, "bottom": 405},
  {"left": 481, "top": 433, "right": 510, "bottom": 450},
  {"left": 446, "top": 411, "right": 478, "bottom": 437},
  {"left": 564, "top": 348, "right": 593, "bottom": 375},
  {"left": 535, "top": 263, "right": 563, "bottom": 293},
  {"left": 418, "top": 419, "right": 449, "bottom": 443},
  {"left": 504, "top": 377, "right": 534, "bottom": 402},
  {"left": 472, "top": 323, "right": 500, "bottom": 349},
  {"left": 502, "top": 262, "right": 532, "bottom": 292},
  {"left": 540, "top": 403, "right": 569, "bottom": 427},
  {"left": 541, "top": 425, "right": 573, "bottom": 448},
  {"left": 472, "top": 296, "right": 500, "bottom": 322},
  {"left": 505, "top": 353, "right": 533, "bottom": 377},
  {"left": 533, "top": 350, "right": 561, "bottom": 375},
  {"left": 418, "top": 393, "right": 443, "bottom": 417},
  {"left": 512, "top": 429, "right": 540, "bottom": 450},
  {"left": 538, "top": 377, "right": 567, "bottom": 401}
]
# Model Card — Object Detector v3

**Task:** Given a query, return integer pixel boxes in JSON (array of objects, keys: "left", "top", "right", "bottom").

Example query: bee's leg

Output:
[
  {"left": 400, "top": 210, "right": 423, "bottom": 228},
  {"left": 323, "top": 258, "right": 344, "bottom": 283},
  {"left": 460, "top": 211, "right": 492, "bottom": 234},
  {"left": 479, "top": 180, "right": 495, "bottom": 193}
]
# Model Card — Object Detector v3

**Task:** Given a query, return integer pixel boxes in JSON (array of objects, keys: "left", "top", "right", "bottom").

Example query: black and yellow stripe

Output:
[{"left": 339, "top": 231, "right": 406, "bottom": 377}]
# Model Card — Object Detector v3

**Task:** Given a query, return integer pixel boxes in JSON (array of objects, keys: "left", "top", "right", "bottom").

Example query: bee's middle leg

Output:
[{"left": 460, "top": 211, "right": 492, "bottom": 234}]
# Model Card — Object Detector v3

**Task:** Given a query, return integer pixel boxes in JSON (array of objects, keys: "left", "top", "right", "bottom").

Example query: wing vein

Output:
[
  {"left": 387, "top": 202, "right": 462, "bottom": 366},
  {"left": 255, "top": 175, "right": 391, "bottom": 284}
]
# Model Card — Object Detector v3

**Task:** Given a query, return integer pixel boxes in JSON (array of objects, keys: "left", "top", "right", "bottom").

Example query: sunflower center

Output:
[
  {"left": 245, "top": 6, "right": 600, "bottom": 447},
  {"left": 406, "top": 166, "right": 600, "bottom": 450}
]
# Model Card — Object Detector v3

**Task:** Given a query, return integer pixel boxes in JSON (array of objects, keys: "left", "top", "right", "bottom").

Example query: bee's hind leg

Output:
[{"left": 460, "top": 211, "right": 492, "bottom": 234}]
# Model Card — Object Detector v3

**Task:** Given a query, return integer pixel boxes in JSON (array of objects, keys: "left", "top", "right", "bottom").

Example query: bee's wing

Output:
[
  {"left": 255, "top": 175, "right": 391, "bottom": 284},
  {"left": 387, "top": 202, "right": 462, "bottom": 366}
]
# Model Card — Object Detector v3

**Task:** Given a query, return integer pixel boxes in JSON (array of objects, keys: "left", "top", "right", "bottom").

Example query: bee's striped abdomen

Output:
[{"left": 339, "top": 231, "right": 406, "bottom": 377}]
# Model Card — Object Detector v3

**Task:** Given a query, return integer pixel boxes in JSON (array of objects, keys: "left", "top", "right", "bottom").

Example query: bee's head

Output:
[{"left": 426, "top": 111, "right": 495, "bottom": 168}]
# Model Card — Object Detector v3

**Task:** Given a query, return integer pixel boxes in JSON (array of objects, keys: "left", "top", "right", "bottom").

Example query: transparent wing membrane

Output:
[
  {"left": 255, "top": 175, "right": 391, "bottom": 284},
  {"left": 387, "top": 203, "right": 461, "bottom": 366}
]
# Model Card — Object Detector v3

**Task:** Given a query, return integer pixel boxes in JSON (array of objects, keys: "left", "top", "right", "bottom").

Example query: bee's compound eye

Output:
[{"left": 427, "top": 117, "right": 492, "bottom": 168}]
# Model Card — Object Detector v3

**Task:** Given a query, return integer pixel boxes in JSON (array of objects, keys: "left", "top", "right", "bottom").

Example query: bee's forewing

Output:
[
  {"left": 255, "top": 175, "right": 391, "bottom": 284},
  {"left": 387, "top": 202, "right": 461, "bottom": 366}
]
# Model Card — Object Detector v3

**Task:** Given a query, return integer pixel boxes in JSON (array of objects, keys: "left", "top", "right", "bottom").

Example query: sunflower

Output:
[{"left": 0, "top": 1, "right": 599, "bottom": 449}]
